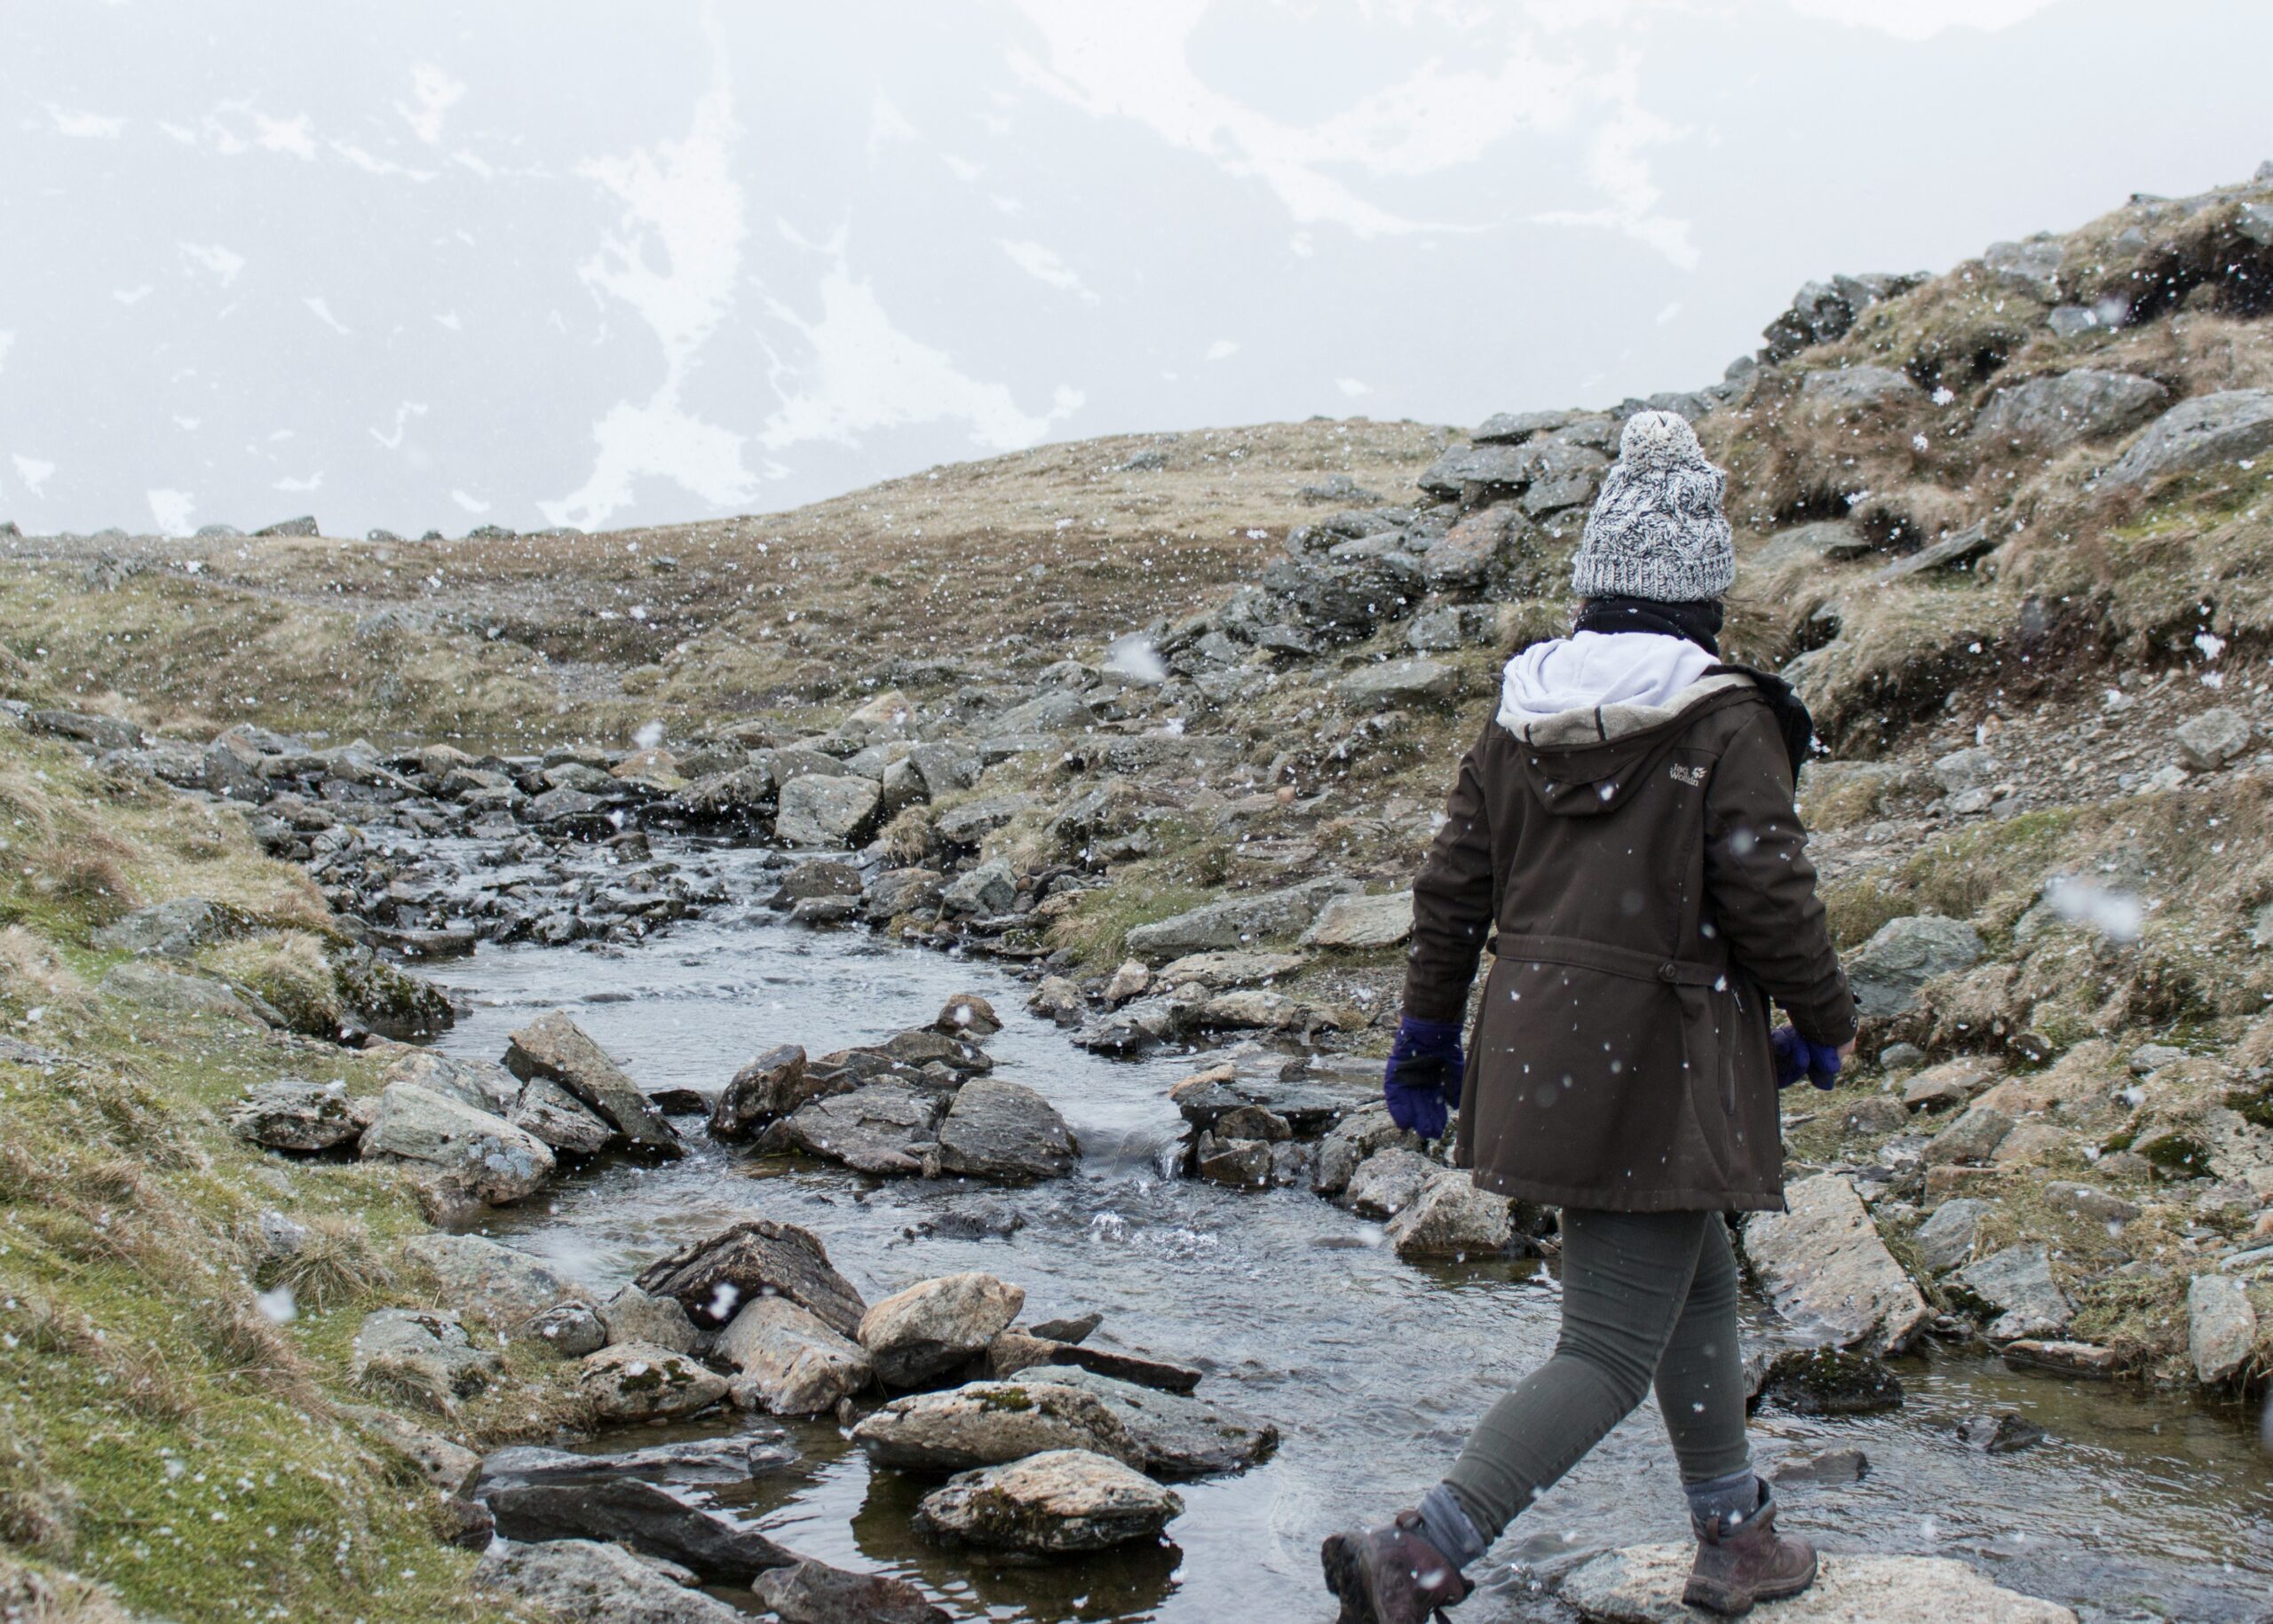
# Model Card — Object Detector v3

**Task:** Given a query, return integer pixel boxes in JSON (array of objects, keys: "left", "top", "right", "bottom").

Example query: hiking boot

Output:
[
  {"left": 1682, "top": 1478, "right": 1817, "bottom": 1617},
  {"left": 1319, "top": 1509, "right": 1472, "bottom": 1624}
]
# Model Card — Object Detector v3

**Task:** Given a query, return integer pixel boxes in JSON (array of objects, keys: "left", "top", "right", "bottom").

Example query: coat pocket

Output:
[{"left": 1673, "top": 980, "right": 1738, "bottom": 1183}]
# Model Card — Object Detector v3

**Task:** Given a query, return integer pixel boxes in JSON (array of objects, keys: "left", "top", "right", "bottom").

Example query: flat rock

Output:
[
  {"left": 1559, "top": 1545, "right": 2076, "bottom": 1622},
  {"left": 852, "top": 1381, "right": 1144, "bottom": 1472},
  {"left": 752, "top": 1559, "right": 948, "bottom": 1624},
  {"left": 482, "top": 1477, "right": 791, "bottom": 1582},
  {"left": 1386, "top": 1169, "right": 1514, "bottom": 1260},
  {"left": 478, "top": 1433, "right": 795, "bottom": 1490},
  {"left": 1168, "top": 1059, "right": 1371, "bottom": 1137},
  {"left": 1739, "top": 1175, "right": 1930, "bottom": 1355},
  {"left": 1846, "top": 915, "right": 1984, "bottom": 1018},
  {"left": 1016, "top": 1365, "right": 1275, "bottom": 1477},
  {"left": 1152, "top": 949, "right": 1308, "bottom": 991},
  {"left": 473, "top": 1537, "right": 748, "bottom": 1624},
  {"left": 229, "top": 1079, "right": 369, "bottom": 1152},
  {"left": 720, "top": 1296, "right": 874, "bottom": 1415},
  {"left": 985, "top": 1331, "right": 1203, "bottom": 1394},
  {"left": 765, "top": 1081, "right": 946, "bottom": 1177},
  {"left": 1922, "top": 1103, "right": 2015, "bottom": 1167},
  {"left": 1124, "top": 878, "right": 1355, "bottom": 961},
  {"left": 911, "top": 1448, "right": 1182, "bottom": 1556},
  {"left": 101, "top": 961, "right": 276, "bottom": 1026},
  {"left": 575, "top": 1342, "right": 729, "bottom": 1422},
  {"left": 635, "top": 1218, "right": 868, "bottom": 1336},
  {"left": 2040, "top": 1181, "right": 2138, "bottom": 1224},
  {"left": 1954, "top": 1245, "right": 2072, "bottom": 1342},
  {"left": 934, "top": 1078, "right": 1077, "bottom": 1183},
  {"left": 1299, "top": 890, "right": 1414, "bottom": 949},
  {"left": 2000, "top": 1340, "right": 2122, "bottom": 1379},
  {"left": 352, "top": 1309, "right": 500, "bottom": 1410},
  {"left": 399, "top": 1232, "right": 582, "bottom": 1328},
  {"left": 359, "top": 1082, "right": 555, "bottom": 1204},
  {"left": 2103, "top": 388, "right": 2273, "bottom": 490},
  {"left": 1901, "top": 1059, "right": 2000, "bottom": 1112},
  {"left": 505, "top": 1011, "right": 682, "bottom": 1157}
]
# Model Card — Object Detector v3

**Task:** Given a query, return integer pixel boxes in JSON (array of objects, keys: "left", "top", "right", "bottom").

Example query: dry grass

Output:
[
  {"left": 264, "top": 1215, "right": 392, "bottom": 1312},
  {"left": 204, "top": 931, "right": 345, "bottom": 1037}
]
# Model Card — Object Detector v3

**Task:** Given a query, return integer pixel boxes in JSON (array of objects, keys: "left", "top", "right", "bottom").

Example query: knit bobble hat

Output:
[{"left": 1568, "top": 409, "right": 1734, "bottom": 603}]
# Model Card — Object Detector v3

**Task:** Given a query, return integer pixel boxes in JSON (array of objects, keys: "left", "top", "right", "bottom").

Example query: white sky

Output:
[{"left": 0, "top": 0, "right": 2264, "bottom": 537}]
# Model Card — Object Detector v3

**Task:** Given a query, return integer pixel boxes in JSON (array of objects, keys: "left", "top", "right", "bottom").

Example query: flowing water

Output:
[{"left": 430, "top": 841, "right": 2273, "bottom": 1622}]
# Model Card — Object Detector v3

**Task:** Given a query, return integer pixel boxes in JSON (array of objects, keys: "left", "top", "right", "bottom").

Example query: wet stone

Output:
[
  {"left": 911, "top": 1448, "right": 1183, "bottom": 1557},
  {"left": 1016, "top": 1364, "right": 1276, "bottom": 1477},
  {"left": 752, "top": 1559, "right": 948, "bottom": 1624},
  {"left": 1957, "top": 1412, "right": 2047, "bottom": 1454},
  {"left": 481, "top": 1477, "right": 792, "bottom": 1584},
  {"left": 477, "top": 1433, "right": 795, "bottom": 1491},
  {"left": 575, "top": 1342, "right": 729, "bottom": 1422},
  {"left": 857, "top": 1271, "right": 1026, "bottom": 1389},
  {"left": 851, "top": 1380, "right": 1144, "bottom": 1473},
  {"left": 474, "top": 1538, "right": 748, "bottom": 1624},
  {"left": 1770, "top": 1446, "right": 1869, "bottom": 1485},
  {"left": 722, "top": 1297, "right": 874, "bottom": 1416},
  {"left": 635, "top": 1217, "right": 868, "bottom": 1336},
  {"left": 1752, "top": 1347, "right": 1904, "bottom": 1415}
]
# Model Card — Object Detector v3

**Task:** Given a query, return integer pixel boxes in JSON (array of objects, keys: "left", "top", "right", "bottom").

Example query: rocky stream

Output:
[{"left": 285, "top": 817, "right": 2268, "bottom": 1623}]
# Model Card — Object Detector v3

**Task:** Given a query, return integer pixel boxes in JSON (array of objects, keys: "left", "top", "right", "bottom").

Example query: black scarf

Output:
[
  {"left": 1573, "top": 595, "right": 1723, "bottom": 656},
  {"left": 1572, "top": 595, "right": 1816, "bottom": 776}
]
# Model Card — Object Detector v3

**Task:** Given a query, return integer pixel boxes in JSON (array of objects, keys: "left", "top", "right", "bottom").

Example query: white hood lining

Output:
[{"left": 1496, "top": 630, "right": 1746, "bottom": 749}]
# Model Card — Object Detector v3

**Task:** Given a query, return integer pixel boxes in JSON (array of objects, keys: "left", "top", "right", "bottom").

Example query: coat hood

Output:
[{"left": 1496, "top": 631, "right": 1754, "bottom": 817}]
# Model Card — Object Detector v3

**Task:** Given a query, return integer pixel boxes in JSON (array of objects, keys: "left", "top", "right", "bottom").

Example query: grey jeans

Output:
[{"left": 1442, "top": 1207, "right": 1753, "bottom": 1542}]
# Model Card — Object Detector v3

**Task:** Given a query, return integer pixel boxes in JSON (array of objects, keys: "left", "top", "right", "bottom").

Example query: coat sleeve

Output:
[
  {"left": 1702, "top": 703, "right": 1857, "bottom": 1045},
  {"left": 1403, "top": 725, "right": 1500, "bottom": 1025}
]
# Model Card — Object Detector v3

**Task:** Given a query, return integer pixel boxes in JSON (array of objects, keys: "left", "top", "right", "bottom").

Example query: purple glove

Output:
[
  {"left": 1385, "top": 1016, "right": 1465, "bottom": 1139},
  {"left": 1771, "top": 1025, "right": 1841, "bottom": 1090}
]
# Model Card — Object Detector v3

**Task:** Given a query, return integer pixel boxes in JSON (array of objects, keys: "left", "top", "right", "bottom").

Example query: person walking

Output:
[{"left": 1320, "top": 410, "right": 1857, "bottom": 1622}]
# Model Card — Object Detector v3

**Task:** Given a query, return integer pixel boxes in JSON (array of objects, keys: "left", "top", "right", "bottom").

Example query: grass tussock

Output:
[
  {"left": 203, "top": 931, "right": 345, "bottom": 1037},
  {"left": 263, "top": 1215, "right": 392, "bottom": 1312}
]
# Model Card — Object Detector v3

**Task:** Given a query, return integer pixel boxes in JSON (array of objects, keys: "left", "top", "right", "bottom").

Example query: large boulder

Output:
[
  {"left": 1017, "top": 1365, "right": 1276, "bottom": 1477},
  {"left": 775, "top": 773, "right": 884, "bottom": 847},
  {"left": 634, "top": 1218, "right": 868, "bottom": 1336},
  {"left": 1971, "top": 368, "right": 2168, "bottom": 450},
  {"left": 1800, "top": 365, "right": 1922, "bottom": 411},
  {"left": 936, "top": 1079, "right": 1079, "bottom": 1183},
  {"left": 1124, "top": 878, "right": 1357, "bottom": 961},
  {"left": 1739, "top": 1174, "right": 1931, "bottom": 1355},
  {"left": 358, "top": 1082, "right": 556, "bottom": 1205},
  {"left": 91, "top": 897, "right": 233, "bottom": 957},
  {"left": 720, "top": 1297, "right": 874, "bottom": 1414},
  {"left": 911, "top": 1449, "right": 1182, "bottom": 1556},
  {"left": 857, "top": 1272, "right": 1026, "bottom": 1388},
  {"left": 1558, "top": 1545, "right": 2075, "bottom": 1622},
  {"left": 1343, "top": 1147, "right": 1442, "bottom": 1220},
  {"left": 752, "top": 1560, "right": 948, "bottom": 1624},
  {"left": 574, "top": 1342, "right": 729, "bottom": 1422},
  {"left": 397, "top": 1233, "right": 582, "bottom": 1329},
  {"left": 229, "top": 1079, "right": 369, "bottom": 1152},
  {"left": 482, "top": 1477, "right": 791, "bottom": 1583},
  {"left": 598, "top": 1284, "right": 700, "bottom": 1354},
  {"left": 473, "top": 1538, "right": 748, "bottom": 1624},
  {"left": 853, "top": 1381, "right": 1143, "bottom": 1472},
  {"left": 505, "top": 1011, "right": 683, "bottom": 1157},
  {"left": 1845, "top": 915, "right": 1984, "bottom": 1018},
  {"left": 2103, "top": 389, "right": 2273, "bottom": 490}
]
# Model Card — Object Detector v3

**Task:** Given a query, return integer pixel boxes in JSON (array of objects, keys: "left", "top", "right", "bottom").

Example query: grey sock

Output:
[
  {"left": 1683, "top": 1467, "right": 1761, "bottom": 1533},
  {"left": 1416, "top": 1482, "right": 1486, "bottom": 1572}
]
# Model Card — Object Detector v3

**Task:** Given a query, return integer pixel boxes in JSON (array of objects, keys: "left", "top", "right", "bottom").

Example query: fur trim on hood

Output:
[{"left": 1496, "top": 630, "right": 1738, "bottom": 748}]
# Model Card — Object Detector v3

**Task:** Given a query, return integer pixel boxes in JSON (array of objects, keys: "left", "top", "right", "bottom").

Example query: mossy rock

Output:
[
  {"left": 1752, "top": 1348, "right": 1905, "bottom": 1416},
  {"left": 329, "top": 947, "right": 455, "bottom": 1039},
  {"left": 2133, "top": 1131, "right": 2213, "bottom": 1180}
]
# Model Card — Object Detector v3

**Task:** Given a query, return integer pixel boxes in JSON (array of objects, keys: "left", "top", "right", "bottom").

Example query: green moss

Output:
[
  {"left": 2134, "top": 1131, "right": 2214, "bottom": 1179},
  {"left": 977, "top": 1385, "right": 1035, "bottom": 1413}
]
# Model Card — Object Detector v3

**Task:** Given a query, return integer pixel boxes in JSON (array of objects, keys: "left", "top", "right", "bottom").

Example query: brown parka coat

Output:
[{"left": 1404, "top": 669, "right": 1854, "bottom": 1213}]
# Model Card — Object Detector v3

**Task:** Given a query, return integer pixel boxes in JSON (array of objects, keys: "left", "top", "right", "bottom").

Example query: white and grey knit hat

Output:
[{"left": 1568, "top": 410, "right": 1734, "bottom": 602}]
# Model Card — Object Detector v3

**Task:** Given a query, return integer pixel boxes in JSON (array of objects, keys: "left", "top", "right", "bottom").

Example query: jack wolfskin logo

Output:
[{"left": 1669, "top": 763, "right": 1708, "bottom": 787}]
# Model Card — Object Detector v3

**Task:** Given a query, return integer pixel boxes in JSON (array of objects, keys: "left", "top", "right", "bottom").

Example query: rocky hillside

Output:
[{"left": 3, "top": 168, "right": 2272, "bottom": 1619}]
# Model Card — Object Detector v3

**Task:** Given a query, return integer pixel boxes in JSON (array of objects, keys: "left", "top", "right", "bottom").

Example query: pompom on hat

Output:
[{"left": 1568, "top": 409, "right": 1734, "bottom": 603}]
